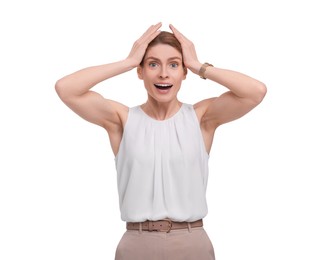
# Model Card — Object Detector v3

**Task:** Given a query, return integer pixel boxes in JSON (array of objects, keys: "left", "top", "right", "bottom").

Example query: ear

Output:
[
  {"left": 183, "top": 68, "right": 187, "bottom": 80},
  {"left": 137, "top": 66, "right": 143, "bottom": 80}
]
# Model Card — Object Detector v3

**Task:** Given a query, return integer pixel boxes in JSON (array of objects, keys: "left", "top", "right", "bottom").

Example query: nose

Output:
[{"left": 159, "top": 66, "right": 169, "bottom": 79}]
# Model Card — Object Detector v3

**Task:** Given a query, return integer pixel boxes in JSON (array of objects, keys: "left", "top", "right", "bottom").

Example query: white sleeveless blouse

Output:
[{"left": 115, "top": 103, "right": 209, "bottom": 222}]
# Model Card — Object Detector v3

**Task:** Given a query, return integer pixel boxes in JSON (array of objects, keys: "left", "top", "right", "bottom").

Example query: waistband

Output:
[{"left": 126, "top": 219, "right": 203, "bottom": 233}]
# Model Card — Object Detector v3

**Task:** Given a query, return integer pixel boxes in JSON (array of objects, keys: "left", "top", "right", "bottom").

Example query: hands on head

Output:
[{"left": 127, "top": 22, "right": 201, "bottom": 75}]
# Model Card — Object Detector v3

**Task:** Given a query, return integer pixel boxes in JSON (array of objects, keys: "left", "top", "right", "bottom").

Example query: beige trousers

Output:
[{"left": 115, "top": 227, "right": 215, "bottom": 260}]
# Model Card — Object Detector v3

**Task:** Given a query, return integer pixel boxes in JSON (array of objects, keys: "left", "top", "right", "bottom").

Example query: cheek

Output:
[
  {"left": 172, "top": 72, "right": 186, "bottom": 82},
  {"left": 143, "top": 78, "right": 154, "bottom": 90}
]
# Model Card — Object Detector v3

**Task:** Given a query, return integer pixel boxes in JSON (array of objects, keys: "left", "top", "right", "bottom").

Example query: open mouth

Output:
[{"left": 154, "top": 84, "right": 173, "bottom": 90}]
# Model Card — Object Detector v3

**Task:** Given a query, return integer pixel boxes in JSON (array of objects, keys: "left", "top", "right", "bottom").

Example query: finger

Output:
[
  {"left": 148, "top": 22, "right": 162, "bottom": 39},
  {"left": 169, "top": 24, "right": 182, "bottom": 35},
  {"left": 146, "top": 22, "right": 162, "bottom": 35},
  {"left": 169, "top": 24, "right": 188, "bottom": 42},
  {"left": 138, "top": 23, "right": 162, "bottom": 47},
  {"left": 140, "top": 22, "right": 162, "bottom": 41},
  {"left": 146, "top": 29, "right": 161, "bottom": 42},
  {"left": 169, "top": 24, "right": 178, "bottom": 33}
]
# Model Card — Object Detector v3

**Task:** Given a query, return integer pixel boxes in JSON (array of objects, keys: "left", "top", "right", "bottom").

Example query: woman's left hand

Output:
[{"left": 169, "top": 24, "right": 202, "bottom": 75}]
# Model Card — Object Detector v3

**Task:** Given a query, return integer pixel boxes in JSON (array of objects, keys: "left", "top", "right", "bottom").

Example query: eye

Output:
[
  {"left": 170, "top": 62, "right": 179, "bottom": 68},
  {"left": 148, "top": 62, "right": 158, "bottom": 68}
]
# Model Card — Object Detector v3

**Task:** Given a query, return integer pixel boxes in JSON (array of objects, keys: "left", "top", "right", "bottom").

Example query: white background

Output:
[{"left": 1, "top": 0, "right": 320, "bottom": 259}]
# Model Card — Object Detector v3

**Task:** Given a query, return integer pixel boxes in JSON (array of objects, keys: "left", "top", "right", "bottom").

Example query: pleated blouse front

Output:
[{"left": 115, "top": 103, "right": 209, "bottom": 222}]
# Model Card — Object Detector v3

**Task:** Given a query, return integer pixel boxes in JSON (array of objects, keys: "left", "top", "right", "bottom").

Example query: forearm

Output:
[
  {"left": 204, "top": 66, "right": 267, "bottom": 103},
  {"left": 55, "top": 59, "right": 135, "bottom": 98}
]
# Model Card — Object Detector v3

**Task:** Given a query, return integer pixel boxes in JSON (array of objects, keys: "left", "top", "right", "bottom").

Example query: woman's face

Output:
[{"left": 138, "top": 43, "right": 186, "bottom": 104}]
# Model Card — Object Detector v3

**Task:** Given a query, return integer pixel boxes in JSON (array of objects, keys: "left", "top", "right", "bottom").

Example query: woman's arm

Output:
[
  {"left": 55, "top": 60, "right": 134, "bottom": 129},
  {"left": 195, "top": 66, "right": 267, "bottom": 128},
  {"left": 170, "top": 24, "right": 267, "bottom": 129},
  {"left": 55, "top": 23, "right": 162, "bottom": 131}
]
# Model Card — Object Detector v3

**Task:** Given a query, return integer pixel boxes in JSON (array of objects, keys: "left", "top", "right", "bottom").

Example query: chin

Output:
[{"left": 149, "top": 94, "right": 177, "bottom": 104}]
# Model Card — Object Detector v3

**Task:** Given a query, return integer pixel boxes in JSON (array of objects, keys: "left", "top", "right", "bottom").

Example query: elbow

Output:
[
  {"left": 55, "top": 79, "right": 63, "bottom": 96},
  {"left": 253, "top": 82, "right": 267, "bottom": 104},
  {"left": 55, "top": 79, "right": 68, "bottom": 101}
]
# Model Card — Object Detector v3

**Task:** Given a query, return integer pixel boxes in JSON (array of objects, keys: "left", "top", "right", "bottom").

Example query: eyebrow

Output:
[{"left": 145, "top": 56, "right": 182, "bottom": 62}]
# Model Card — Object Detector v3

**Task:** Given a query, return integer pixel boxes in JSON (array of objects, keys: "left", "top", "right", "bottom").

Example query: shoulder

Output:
[{"left": 116, "top": 103, "right": 147, "bottom": 129}]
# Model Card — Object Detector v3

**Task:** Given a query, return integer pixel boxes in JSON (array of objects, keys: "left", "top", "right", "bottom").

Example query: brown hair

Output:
[{"left": 140, "top": 31, "right": 187, "bottom": 74}]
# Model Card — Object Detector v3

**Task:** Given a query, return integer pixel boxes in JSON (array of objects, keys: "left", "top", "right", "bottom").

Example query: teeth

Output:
[
  {"left": 156, "top": 84, "right": 171, "bottom": 87},
  {"left": 154, "top": 84, "right": 173, "bottom": 89}
]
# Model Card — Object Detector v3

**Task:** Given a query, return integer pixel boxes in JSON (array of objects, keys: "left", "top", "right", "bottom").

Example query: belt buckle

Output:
[
  {"left": 160, "top": 219, "right": 172, "bottom": 233},
  {"left": 147, "top": 219, "right": 172, "bottom": 233}
]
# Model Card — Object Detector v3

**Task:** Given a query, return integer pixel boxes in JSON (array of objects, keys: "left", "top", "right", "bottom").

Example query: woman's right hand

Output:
[{"left": 126, "top": 22, "right": 162, "bottom": 67}]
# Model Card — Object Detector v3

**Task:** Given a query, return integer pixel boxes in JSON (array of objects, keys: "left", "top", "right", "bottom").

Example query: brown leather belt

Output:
[{"left": 126, "top": 219, "right": 203, "bottom": 233}]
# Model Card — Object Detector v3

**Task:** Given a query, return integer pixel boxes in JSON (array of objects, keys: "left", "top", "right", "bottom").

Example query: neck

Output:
[{"left": 141, "top": 98, "right": 182, "bottom": 121}]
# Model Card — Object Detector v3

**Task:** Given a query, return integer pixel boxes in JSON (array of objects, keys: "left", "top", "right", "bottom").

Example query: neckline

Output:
[{"left": 138, "top": 103, "right": 185, "bottom": 122}]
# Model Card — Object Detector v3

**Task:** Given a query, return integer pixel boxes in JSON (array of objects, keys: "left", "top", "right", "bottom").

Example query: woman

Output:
[{"left": 55, "top": 22, "right": 267, "bottom": 260}]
